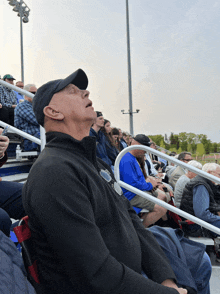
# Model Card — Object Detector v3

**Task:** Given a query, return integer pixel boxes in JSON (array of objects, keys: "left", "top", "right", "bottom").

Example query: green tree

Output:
[
  {"left": 196, "top": 143, "right": 205, "bottom": 156},
  {"left": 213, "top": 143, "right": 218, "bottom": 153},
  {"left": 178, "top": 132, "right": 188, "bottom": 151},
  {"left": 148, "top": 135, "right": 164, "bottom": 146}
]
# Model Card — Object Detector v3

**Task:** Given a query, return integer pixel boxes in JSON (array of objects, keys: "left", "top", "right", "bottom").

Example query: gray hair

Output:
[
  {"left": 24, "top": 84, "right": 36, "bottom": 92},
  {"left": 202, "top": 163, "right": 220, "bottom": 173},
  {"left": 186, "top": 160, "right": 202, "bottom": 172}
]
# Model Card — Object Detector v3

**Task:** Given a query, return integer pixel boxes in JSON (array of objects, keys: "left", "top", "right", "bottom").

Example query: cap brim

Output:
[{"left": 56, "top": 69, "right": 88, "bottom": 93}]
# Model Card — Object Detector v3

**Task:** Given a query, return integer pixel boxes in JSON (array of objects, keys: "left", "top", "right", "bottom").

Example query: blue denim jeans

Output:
[
  {"left": 193, "top": 252, "right": 211, "bottom": 294},
  {"left": 0, "top": 181, "right": 25, "bottom": 220}
]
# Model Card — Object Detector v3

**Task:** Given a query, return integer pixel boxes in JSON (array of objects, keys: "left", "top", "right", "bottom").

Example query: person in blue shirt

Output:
[
  {"left": 14, "top": 81, "right": 24, "bottom": 103},
  {"left": 119, "top": 134, "right": 168, "bottom": 227}
]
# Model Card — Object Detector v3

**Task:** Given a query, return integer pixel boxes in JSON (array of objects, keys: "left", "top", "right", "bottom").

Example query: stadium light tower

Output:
[{"left": 8, "top": 0, "right": 30, "bottom": 83}]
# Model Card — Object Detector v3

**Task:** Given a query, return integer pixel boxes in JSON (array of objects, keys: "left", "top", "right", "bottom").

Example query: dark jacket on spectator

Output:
[
  {"left": 89, "top": 128, "right": 112, "bottom": 166},
  {"left": 23, "top": 132, "right": 178, "bottom": 294},
  {"left": 180, "top": 175, "right": 220, "bottom": 216},
  {"left": 104, "top": 135, "right": 119, "bottom": 165}
]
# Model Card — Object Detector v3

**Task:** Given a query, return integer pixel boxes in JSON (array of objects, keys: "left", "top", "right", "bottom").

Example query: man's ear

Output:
[{"left": 43, "top": 106, "right": 64, "bottom": 121}]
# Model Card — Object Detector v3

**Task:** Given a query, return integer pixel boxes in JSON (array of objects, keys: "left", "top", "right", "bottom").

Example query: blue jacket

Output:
[
  {"left": 89, "top": 128, "right": 112, "bottom": 167},
  {"left": 119, "top": 152, "right": 153, "bottom": 201},
  {"left": 0, "top": 230, "right": 36, "bottom": 294},
  {"left": 149, "top": 226, "right": 206, "bottom": 292}
]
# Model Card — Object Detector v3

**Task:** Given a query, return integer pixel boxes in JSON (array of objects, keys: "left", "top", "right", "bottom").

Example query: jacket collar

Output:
[{"left": 46, "top": 131, "right": 98, "bottom": 168}]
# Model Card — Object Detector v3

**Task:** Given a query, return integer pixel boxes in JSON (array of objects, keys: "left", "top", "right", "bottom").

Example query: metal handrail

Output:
[
  {"left": 114, "top": 145, "right": 220, "bottom": 235},
  {"left": 0, "top": 79, "right": 46, "bottom": 150}
]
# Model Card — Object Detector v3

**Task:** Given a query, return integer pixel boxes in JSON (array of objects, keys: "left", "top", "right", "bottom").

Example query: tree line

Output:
[{"left": 148, "top": 132, "right": 220, "bottom": 155}]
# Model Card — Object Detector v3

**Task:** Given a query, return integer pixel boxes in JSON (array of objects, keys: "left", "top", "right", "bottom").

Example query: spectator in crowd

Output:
[
  {"left": 174, "top": 160, "right": 202, "bottom": 208},
  {"left": 111, "top": 127, "right": 121, "bottom": 151},
  {"left": 14, "top": 81, "right": 24, "bottom": 103},
  {"left": 89, "top": 111, "right": 112, "bottom": 167},
  {"left": 23, "top": 69, "right": 187, "bottom": 294},
  {"left": 0, "top": 128, "right": 25, "bottom": 233},
  {"left": 127, "top": 134, "right": 132, "bottom": 146},
  {"left": 14, "top": 84, "right": 40, "bottom": 151},
  {"left": 0, "top": 74, "right": 17, "bottom": 126},
  {"left": 120, "top": 130, "right": 128, "bottom": 149},
  {"left": 119, "top": 134, "right": 168, "bottom": 227},
  {"left": 150, "top": 141, "right": 159, "bottom": 162},
  {"left": 158, "top": 150, "right": 168, "bottom": 172},
  {"left": 100, "top": 120, "right": 119, "bottom": 166},
  {"left": 180, "top": 163, "right": 220, "bottom": 234},
  {"left": 169, "top": 152, "right": 193, "bottom": 189}
]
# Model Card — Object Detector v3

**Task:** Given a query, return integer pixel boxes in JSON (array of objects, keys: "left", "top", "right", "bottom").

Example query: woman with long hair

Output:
[
  {"left": 100, "top": 120, "right": 119, "bottom": 166},
  {"left": 111, "top": 128, "right": 121, "bottom": 151}
]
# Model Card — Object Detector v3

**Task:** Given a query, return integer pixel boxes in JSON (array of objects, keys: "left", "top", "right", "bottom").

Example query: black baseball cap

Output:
[
  {"left": 133, "top": 134, "right": 151, "bottom": 146},
  {"left": 32, "top": 69, "right": 88, "bottom": 126},
  {"left": 96, "top": 111, "right": 103, "bottom": 117}
]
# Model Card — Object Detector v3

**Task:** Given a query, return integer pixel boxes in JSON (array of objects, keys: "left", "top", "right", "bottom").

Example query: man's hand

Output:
[
  {"left": 161, "top": 279, "right": 187, "bottom": 294},
  {"left": 0, "top": 103, "right": 2, "bottom": 109},
  {"left": 148, "top": 177, "right": 158, "bottom": 189},
  {"left": 12, "top": 105, "right": 17, "bottom": 108},
  {"left": 0, "top": 128, "right": 9, "bottom": 158}
]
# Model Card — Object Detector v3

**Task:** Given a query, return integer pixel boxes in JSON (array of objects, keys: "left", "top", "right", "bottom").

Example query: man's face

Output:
[
  {"left": 210, "top": 167, "right": 220, "bottom": 180},
  {"left": 182, "top": 154, "right": 193, "bottom": 163},
  {"left": 131, "top": 139, "right": 146, "bottom": 158},
  {"left": 16, "top": 82, "right": 24, "bottom": 89},
  {"left": 49, "top": 84, "right": 96, "bottom": 124},
  {"left": 95, "top": 116, "right": 104, "bottom": 128},
  {"left": 5, "top": 78, "right": 14, "bottom": 85},
  {"left": 29, "top": 86, "right": 37, "bottom": 95},
  {"left": 27, "top": 86, "right": 37, "bottom": 102}
]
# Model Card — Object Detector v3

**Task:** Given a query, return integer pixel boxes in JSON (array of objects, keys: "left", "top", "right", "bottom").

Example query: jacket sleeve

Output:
[
  {"left": 126, "top": 201, "right": 178, "bottom": 284},
  {"left": 25, "top": 158, "right": 178, "bottom": 294}
]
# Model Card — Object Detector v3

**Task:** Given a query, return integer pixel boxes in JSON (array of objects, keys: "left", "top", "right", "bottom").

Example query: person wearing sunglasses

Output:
[
  {"left": 168, "top": 152, "right": 193, "bottom": 189},
  {"left": 14, "top": 84, "right": 40, "bottom": 151}
]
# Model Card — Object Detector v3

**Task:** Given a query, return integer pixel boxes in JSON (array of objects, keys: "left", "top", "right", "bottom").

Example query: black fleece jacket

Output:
[{"left": 23, "top": 132, "right": 178, "bottom": 294}]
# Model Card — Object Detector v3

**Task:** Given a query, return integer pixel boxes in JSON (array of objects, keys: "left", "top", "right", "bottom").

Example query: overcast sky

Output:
[{"left": 1, "top": 0, "right": 220, "bottom": 142}]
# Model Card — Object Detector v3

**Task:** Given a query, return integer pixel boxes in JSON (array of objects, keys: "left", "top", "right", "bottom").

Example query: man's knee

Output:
[{"left": 153, "top": 204, "right": 167, "bottom": 216}]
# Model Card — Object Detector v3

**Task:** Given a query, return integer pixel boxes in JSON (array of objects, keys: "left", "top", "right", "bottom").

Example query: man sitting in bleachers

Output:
[
  {"left": 174, "top": 160, "right": 202, "bottom": 208},
  {"left": 119, "top": 134, "right": 168, "bottom": 227},
  {"left": 169, "top": 152, "right": 192, "bottom": 189},
  {"left": 14, "top": 84, "right": 40, "bottom": 151},
  {"left": 180, "top": 163, "right": 220, "bottom": 235},
  {"left": 23, "top": 69, "right": 188, "bottom": 294}
]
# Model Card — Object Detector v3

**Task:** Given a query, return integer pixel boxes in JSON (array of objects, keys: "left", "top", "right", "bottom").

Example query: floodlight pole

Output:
[
  {"left": 126, "top": 0, "right": 134, "bottom": 136},
  {"left": 20, "top": 0, "right": 24, "bottom": 83}
]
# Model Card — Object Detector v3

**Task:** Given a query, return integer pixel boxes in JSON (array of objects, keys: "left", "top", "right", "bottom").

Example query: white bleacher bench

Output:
[{"left": 188, "top": 237, "right": 214, "bottom": 246}]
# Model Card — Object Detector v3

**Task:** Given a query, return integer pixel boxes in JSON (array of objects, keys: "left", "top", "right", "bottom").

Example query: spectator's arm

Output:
[
  {"left": 120, "top": 157, "right": 153, "bottom": 191},
  {"left": 193, "top": 185, "right": 220, "bottom": 223}
]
